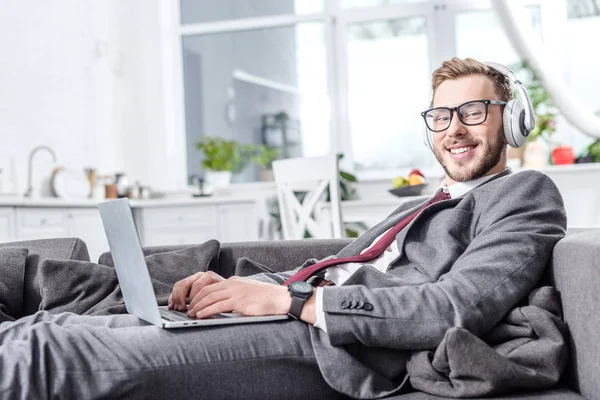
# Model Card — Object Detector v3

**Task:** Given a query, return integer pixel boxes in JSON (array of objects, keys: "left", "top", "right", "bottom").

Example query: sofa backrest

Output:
[
  {"left": 549, "top": 228, "right": 600, "bottom": 398},
  {"left": 0, "top": 237, "right": 89, "bottom": 316}
]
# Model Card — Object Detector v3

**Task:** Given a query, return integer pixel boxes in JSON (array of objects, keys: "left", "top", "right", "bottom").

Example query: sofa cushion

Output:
[
  {"left": 0, "top": 237, "right": 89, "bottom": 317},
  {"left": 37, "top": 240, "right": 220, "bottom": 315},
  {"left": 0, "top": 247, "right": 28, "bottom": 320},
  {"left": 388, "top": 387, "right": 584, "bottom": 399}
]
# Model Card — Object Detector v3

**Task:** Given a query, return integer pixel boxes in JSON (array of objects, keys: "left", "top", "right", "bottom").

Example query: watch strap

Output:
[{"left": 288, "top": 296, "right": 306, "bottom": 319}]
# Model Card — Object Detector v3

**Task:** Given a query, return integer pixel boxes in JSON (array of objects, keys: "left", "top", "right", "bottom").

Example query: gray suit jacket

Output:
[{"left": 250, "top": 169, "right": 567, "bottom": 399}]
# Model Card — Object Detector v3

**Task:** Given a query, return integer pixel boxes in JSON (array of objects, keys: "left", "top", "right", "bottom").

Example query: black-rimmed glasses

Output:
[{"left": 421, "top": 100, "right": 507, "bottom": 132}]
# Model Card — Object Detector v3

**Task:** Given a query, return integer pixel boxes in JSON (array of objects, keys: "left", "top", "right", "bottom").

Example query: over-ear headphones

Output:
[{"left": 423, "top": 62, "right": 536, "bottom": 150}]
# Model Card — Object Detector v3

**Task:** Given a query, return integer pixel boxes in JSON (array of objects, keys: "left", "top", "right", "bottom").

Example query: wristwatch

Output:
[{"left": 287, "top": 281, "right": 314, "bottom": 319}]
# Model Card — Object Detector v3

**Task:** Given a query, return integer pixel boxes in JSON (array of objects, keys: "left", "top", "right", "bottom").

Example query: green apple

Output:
[{"left": 392, "top": 176, "right": 408, "bottom": 188}]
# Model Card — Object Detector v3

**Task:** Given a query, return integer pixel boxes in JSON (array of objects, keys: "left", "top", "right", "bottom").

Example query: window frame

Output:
[{"left": 168, "top": 0, "right": 565, "bottom": 183}]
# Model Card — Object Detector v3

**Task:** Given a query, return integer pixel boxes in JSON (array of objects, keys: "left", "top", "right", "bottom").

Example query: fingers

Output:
[
  {"left": 169, "top": 272, "right": 202, "bottom": 310},
  {"left": 189, "top": 271, "right": 224, "bottom": 305},
  {"left": 169, "top": 271, "right": 224, "bottom": 311},
  {"left": 195, "top": 298, "right": 236, "bottom": 319},
  {"left": 188, "top": 287, "right": 233, "bottom": 318}
]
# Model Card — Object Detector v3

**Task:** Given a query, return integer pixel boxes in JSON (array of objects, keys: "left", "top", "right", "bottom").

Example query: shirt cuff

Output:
[{"left": 313, "top": 287, "right": 328, "bottom": 333}]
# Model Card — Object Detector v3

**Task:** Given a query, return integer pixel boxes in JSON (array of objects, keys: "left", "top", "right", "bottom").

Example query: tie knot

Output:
[{"left": 432, "top": 189, "right": 451, "bottom": 203}]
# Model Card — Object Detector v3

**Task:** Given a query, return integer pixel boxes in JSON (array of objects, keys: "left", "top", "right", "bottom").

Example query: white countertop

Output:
[{"left": 0, "top": 195, "right": 257, "bottom": 208}]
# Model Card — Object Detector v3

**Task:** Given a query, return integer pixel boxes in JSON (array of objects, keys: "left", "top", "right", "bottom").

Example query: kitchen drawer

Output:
[
  {"left": 15, "top": 208, "right": 69, "bottom": 240},
  {"left": 17, "top": 208, "right": 67, "bottom": 229},
  {"left": 141, "top": 205, "right": 218, "bottom": 229}
]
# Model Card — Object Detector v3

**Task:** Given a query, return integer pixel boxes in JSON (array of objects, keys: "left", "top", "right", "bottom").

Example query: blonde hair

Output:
[{"left": 431, "top": 57, "right": 513, "bottom": 102}]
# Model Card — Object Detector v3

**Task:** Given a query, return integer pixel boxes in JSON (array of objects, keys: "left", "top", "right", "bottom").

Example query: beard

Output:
[{"left": 433, "top": 126, "right": 506, "bottom": 182}]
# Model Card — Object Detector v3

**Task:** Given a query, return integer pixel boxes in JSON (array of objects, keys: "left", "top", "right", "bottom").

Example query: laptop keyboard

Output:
[{"left": 159, "top": 308, "right": 225, "bottom": 322}]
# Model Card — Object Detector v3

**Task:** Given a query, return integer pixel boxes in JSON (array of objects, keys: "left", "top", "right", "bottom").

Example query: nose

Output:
[{"left": 446, "top": 111, "right": 467, "bottom": 137}]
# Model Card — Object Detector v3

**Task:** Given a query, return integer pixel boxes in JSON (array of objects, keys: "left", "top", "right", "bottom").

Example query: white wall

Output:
[{"left": 0, "top": 0, "right": 186, "bottom": 196}]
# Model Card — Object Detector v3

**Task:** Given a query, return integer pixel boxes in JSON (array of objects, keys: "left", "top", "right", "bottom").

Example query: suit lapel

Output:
[{"left": 390, "top": 168, "right": 512, "bottom": 263}]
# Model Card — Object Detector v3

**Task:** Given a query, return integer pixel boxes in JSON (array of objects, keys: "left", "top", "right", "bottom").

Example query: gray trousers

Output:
[{"left": 0, "top": 311, "right": 344, "bottom": 400}]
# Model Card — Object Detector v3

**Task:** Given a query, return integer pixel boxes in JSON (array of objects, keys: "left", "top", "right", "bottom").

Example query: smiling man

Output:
[
  {"left": 0, "top": 58, "right": 568, "bottom": 399},
  {"left": 424, "top": 60, "right": 513, "bottom": 184}
]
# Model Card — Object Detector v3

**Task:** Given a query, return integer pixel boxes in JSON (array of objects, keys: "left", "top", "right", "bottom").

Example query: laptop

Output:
[{"left": 97, "top": 198, "right": 288, "bottom": 328}]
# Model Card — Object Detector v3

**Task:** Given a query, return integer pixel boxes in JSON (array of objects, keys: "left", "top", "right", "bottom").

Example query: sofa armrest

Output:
[
  {"left": 98, "top": 239, "right": 354, "bottom": 279},
  {"left": 0, "top": 237, "right": 90, "bottom": 316},
  {"left": 550, "top": 229, "right": 600, "bottom": 398}
]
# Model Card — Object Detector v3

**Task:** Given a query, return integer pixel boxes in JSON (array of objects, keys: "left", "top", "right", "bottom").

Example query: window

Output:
[
  {"left": 343, "top": 0, "right": 425, "bottom": 8},
  {"left": 180, "top": 0, "right": 323, "bottom": 24},
  {"left": 181, "top": 23, "right": 329, "bottom": 183},
  {"left": 567, "top": 0, "right": 600, "bottom": 18},
  {"left": 455, "top": 7, "right": 542, "bottom": 66},
  {"left": 174, "top": 0, "right": 591, "bottom": 183},
  {"left": 346, "top": 17, "right": 434, "bottom": 171}
]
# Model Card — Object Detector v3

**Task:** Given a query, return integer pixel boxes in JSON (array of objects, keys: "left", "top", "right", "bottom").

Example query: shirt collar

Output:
[{"left": 441, "top": 171, "right": 502, "bottom": 199}]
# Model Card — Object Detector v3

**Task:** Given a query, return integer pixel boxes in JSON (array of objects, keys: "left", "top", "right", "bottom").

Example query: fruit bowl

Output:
[{"left": 388, "top": 184, "right": 427, "bottom": 197}]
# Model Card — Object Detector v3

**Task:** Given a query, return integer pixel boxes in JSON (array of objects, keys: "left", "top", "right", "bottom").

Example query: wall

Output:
[
  {"left": 0, "top": 0, "right": 104, "bottom": 194},
  {"left": 0, "top": 0, "right": 186, "bottom": 196}
]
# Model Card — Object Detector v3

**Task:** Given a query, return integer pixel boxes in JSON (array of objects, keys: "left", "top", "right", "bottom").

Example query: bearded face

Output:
[
  {"left": 433, "top": 124, "right": 506, "bottom": 182},
  {"left": 430, "top": 75, "right": 508, "bottom": 185}
]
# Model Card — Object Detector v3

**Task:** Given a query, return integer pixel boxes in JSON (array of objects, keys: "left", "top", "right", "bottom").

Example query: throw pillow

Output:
[
  {"left": 0, "top": 247, "right": 29, "bottom": 321},
  {"left": 37, "top": 240, "right": 220, "bottom": 316}
]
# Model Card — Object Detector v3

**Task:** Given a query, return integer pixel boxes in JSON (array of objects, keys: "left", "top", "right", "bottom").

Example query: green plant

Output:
[
  {"left": 250, "top": 146, "right": 280, "bottom": 170},
  {"left": 583, "top": 109, "right": 600, "bottom": 162},
  {"left": 587, "top": 139, "right": 600, "bottom": 162},
  {"left": 511, "top": 60, "right": 558, "bottom": 143},
  {"left": 195, "top": 136, "right": 272, "bottom": 173},
  {"left": 575, "top": 109, "right": 600, "bottom": 163}
]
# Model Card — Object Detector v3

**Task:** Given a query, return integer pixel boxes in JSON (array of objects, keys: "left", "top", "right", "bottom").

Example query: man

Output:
[{"left": 0, "top": 57, "right": 566, "bottom": 399}]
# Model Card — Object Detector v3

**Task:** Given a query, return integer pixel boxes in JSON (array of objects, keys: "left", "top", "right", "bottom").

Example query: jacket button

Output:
[
  {"left": 363, "top": 302, "right": 374, "bottom": 311},
  {"left": 341, "top": 300, "right": 350, "bottom": 309}
]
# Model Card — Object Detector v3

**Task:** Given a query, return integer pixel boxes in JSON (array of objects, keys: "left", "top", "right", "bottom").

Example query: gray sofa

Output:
[{"left": 2, "top": 229, "right": 599, "bottom": 399}]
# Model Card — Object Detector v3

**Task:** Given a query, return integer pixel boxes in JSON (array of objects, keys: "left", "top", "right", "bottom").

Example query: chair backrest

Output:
[{"left": 272, "top": 155, "right": 344, "bottom": 240}]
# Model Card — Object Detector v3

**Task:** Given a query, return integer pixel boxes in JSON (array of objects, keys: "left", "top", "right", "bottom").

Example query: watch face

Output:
[{"left": 290, "top": 281, "right": 313, "bottom": 295}]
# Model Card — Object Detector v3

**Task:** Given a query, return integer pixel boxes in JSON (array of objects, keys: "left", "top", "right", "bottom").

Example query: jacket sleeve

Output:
[{"left": 321, "top": 171, "right": 567, "bottom": 350}]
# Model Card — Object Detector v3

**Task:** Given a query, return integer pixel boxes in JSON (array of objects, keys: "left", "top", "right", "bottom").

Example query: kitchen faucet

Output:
[{"left": 23, "top": 145, "right": 57, "bottom": 198}]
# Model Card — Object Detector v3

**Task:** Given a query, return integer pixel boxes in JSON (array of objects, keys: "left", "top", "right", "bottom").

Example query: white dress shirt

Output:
[{"left": 313, "top": 173, "right": 500, "bottom": 332}]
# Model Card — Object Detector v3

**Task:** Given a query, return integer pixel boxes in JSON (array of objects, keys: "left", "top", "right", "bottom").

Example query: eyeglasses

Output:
[{"left": 421, "top": 100, "right": 507, "bottom": 132}]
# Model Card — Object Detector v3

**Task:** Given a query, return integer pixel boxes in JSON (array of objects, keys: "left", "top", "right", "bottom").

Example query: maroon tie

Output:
[{"left": 282, "top": 189, "right": 451, "bottom": 286}]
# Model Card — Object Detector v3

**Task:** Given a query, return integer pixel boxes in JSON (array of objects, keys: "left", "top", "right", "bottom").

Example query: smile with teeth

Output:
[{"left": 449, "top": 146, "right": 474, "bottom": 154}]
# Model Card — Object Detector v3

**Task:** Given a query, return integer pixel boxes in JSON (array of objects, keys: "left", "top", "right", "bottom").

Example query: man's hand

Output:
[
  {"left": 168, "top": 272, "right": 317, "bottom": 324},
  {"left": 187, "top": 276, "right": 292, "bottom": 318},
  {"left": 168, "top": 271, "right": 225, "bottom": 311}
]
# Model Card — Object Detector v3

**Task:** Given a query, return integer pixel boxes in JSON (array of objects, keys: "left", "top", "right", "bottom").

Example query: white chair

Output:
[{"left": 272, "top": 155, "right": 344, "bottom": 240}]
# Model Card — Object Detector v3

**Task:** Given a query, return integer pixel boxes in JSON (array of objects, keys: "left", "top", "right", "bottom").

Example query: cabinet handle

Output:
[{"left": 40, "top": 218, "right": 47, "bottom": 225}]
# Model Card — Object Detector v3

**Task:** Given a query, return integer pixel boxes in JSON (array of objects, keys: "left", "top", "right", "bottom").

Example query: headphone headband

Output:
[{"left": 484, "top": 61, "right": 535, "bottom": 131}]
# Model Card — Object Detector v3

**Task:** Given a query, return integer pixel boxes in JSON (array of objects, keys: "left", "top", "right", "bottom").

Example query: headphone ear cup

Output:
[
  {"left": 423, "top": 126, "right": 434, "bottom": 151},
  {"left": 503, "top": 99, "right": 528, "bottom": 148}
]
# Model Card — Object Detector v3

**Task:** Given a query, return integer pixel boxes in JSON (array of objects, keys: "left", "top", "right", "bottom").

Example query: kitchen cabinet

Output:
[
  {"left": 15, "top": 208, "right": 70, "bottom": 240},
  {"left": 68, "top": 208, "right": 110, "bottom": 262},
  {"left": 133, "top": 200, "right": 258, "bottom": 246},
  {"left": 0, "top": 196, "right": 259, "bottom": 262},
  {"left": 13, "top": 207, "right": 108, "bottom": 261},
  {"left": 0, "top": 208, "right": 14, "bottom": 243}
]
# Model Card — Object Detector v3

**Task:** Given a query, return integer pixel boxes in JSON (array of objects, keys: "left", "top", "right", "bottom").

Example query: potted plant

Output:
[
  {"left": 250, "top": 146, "right": 280, "bottom": 181},
  {"left": 575, "top": 110, "right": 600, "bottom": 164},
  {"left": 509, "top": 61, "right": 558, "bottom": 167},
  {"left": 195, "top": 137, "right": 257, "bottom": 189}
]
